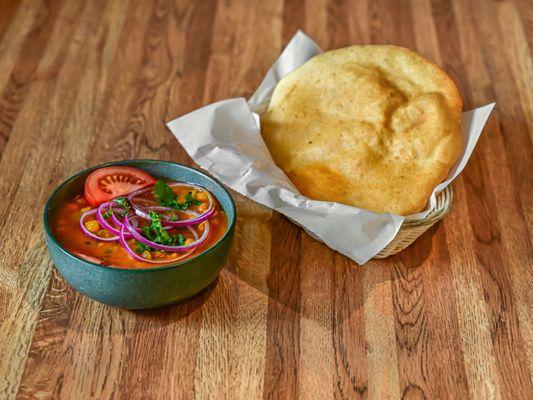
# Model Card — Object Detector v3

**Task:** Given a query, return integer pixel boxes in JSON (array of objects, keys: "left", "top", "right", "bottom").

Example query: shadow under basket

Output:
[{"left": 374, "top": 185, "right": 453, "bottom": 259}]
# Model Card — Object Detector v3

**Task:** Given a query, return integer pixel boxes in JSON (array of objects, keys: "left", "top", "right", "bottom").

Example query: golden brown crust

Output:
[{"left": 261, "top": 45, "right": 463, "bottom": 215}]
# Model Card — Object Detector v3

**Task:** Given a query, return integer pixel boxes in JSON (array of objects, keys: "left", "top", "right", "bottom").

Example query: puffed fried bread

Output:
[{"left": 261, "top": 45, "right": 462, "bottom": 215}]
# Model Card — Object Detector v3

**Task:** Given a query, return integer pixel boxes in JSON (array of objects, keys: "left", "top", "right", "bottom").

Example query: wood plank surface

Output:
[{"left": 0, "top": 0, "right": 531, "bottom": 399}]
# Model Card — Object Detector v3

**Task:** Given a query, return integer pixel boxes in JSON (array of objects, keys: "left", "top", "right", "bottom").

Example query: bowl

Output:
[{"left": 43, "top": 160, "right": 236, "bottom": 309}]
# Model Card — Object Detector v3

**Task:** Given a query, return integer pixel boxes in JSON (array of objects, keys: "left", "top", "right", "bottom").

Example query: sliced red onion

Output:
[
  {"left": 127, "top": 185, "right": 157, "bottom": 207},
  {"left": 106, "top": 199, "right": 131, "bottom": 228},
  {"left": 131, "top": 197, "right": 158, "bottom": 206},
  {"left": 119, "top": 224, "right": 196, "bottom": 264},
  {"left": 168, "top": 181, "right": 215, "bottom": 217},
  {"left": 106, "top": 203, "right": 173, "bottom": 236},
  {"left": 79, "top": 209, "right": 118, "bottom": 242},
  {"left": 132, "top": 205, "right": 180, "bottom": 221},
  {"left": 110, "top": 207, "right": 125, "bottom": 228},
  {"left": 133, "top": 206, "right": 214, "bottom": 227},
  {"left": 108, "top": 206, "right": 137, "bottom": 229},
  {"left": 96, "top": 202, "right": 143, "bottom": 239},
  {"left": 123, "top": 213, "right": 210, "bottom": 253},
  {"left": 128, "top": 183, "right": 214, "bottom": 227},
  {"left": 96, "top": 202, "right": 122, "bottom": 236}
]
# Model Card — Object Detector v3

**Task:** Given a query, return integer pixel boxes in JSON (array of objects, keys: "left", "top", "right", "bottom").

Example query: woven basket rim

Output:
[
  {"left": 401, "top": 186, "right": 453, "bottom": 228},
  {"left": 373, "top": 186, "right": 453, "bottom": 259}
]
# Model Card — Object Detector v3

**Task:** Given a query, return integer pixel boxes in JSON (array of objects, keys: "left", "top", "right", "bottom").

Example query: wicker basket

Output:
[{"left": 374, "top": 185, "right": 453, "bottom": 258}]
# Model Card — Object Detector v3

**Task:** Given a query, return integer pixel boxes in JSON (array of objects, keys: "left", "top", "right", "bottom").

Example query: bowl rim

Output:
[{"left": 43, "top": 159, "right": 236, "bottom": 273}]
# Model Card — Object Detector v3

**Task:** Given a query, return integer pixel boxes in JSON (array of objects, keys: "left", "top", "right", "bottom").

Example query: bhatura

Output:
[{"left": 261, "top": 45, "right": 462, "bottom": 215}]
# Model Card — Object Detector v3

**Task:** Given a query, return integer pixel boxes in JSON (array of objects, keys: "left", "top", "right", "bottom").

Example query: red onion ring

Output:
[
  {"left": 79, "top": 209, "right": 118, "bottom": 242},
  {"left": 105, "top": 202, "right": 173, "bottom": 236},
  {"left": 123, "top": 213, "right": 210, "bottom": 252},
  {"left": 109, "top": 203, "right": 128, "bottom": 228},
  {"left": 128, "top": 183, "right": 214, "bottom": 227},
  {"left": 119, "top": 224, "right": 196, "bottom": 264},
  {"left": 104, "top": 199, "right": 135, "bottom": 228},
  {"left": 132, "top": 205, "right": 180, "bottom": 221},
  {"left": 96, "top": 202, "right": 123, "bottom": 236},
  {"left": 133, "top": 206, "right": 214, "bottom": 227},
  {"left": 96, "top": 202, "right": 146, "bottom": 239}
]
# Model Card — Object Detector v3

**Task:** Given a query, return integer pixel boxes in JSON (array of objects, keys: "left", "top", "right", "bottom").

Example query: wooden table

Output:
[{"left": 0, "top": 0, "right": 531, "bottom": 398}]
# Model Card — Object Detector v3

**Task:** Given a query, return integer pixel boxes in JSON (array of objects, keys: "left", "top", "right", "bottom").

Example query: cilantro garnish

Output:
[
  {"left": 141, "top": 211, "right": 184, "bottom": 247},
  {"left": 135, "top": 242, "right": 151, "bottom": 254},
  {"left": 102, "top": 209, "right": 113, "bottom": 219},
  {"left": 185, "top": 191, "right": 202, "bottom": 207},
  {"left": 114, "top": 196, "right": 131, "bottom": 216},
  {"left": 175, "top": 234, "right": 185, "bottom": 246},
  {"left": 153, "top": 180, "right": 201, "bottom": 210}
]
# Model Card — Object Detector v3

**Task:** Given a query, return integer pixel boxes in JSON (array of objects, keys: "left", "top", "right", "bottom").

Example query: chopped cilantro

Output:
[
  {"left": 168, "top": 213, "right": 178, "bottom": 221},
  {"left": 141, "top": 211, "right": 184, "bottom": 247},
  {"left": 115, "top": 196, "right": 129, "bottom": 209},
  {"left": 114, "top": 196, "right": 131, "bottom": 216},
  {"left": 153, "top": 180, "right": 176, "bottom": 206},
  {"left": 185, "top": 191, "right": 202, "bottom": 206},
  {"left": 102, "top": 209, "right": 113, "bottom": 219},
  {"left": 135, "top": 242, "right": 151, "bottom": 254},
  {"left": 153, "top": 180, "right": 201, "bottom": 210}
]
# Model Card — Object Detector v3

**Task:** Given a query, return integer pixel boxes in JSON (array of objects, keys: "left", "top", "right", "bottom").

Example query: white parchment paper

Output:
[{"left": 167, "top": 31, "right": 495, "bottom": 264}]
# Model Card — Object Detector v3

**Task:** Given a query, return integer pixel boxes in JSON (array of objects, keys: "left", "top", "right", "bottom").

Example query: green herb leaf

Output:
[
  {"left": 141, "top": 211, "right": 183, "bottom": 247},
  {"left": 115, "top": 196, "right": 130, "bottom": 209},
  {"left": 153, "top": 180, "right": 199, "bottom": 210},
  {"left": 168, "top": 214, "right": 178, "bottom": 221},
  {"left": 102, "top": 209, "right": 113, "bottom": 219},
  {"left": 114, "top": 196, "right": 131, "bottom": 216},
  {"left": 135, "top": 242, "right": 151, "bottom": 254},
  {"left": 185, "top": 191, "right": 202, "bottom": 206},
  {"left": 154, "top": 180, "right": 178, "bottom": 206}
]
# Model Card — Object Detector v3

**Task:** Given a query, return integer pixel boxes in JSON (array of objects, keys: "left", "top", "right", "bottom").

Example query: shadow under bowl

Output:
[{"left": 43, "top": 160, "right": 236, "bottom": 309}]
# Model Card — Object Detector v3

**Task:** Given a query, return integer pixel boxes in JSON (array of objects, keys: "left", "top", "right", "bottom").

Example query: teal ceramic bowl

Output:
[{"left": 43, "top": 160, "right": 236, "bottom": 309}]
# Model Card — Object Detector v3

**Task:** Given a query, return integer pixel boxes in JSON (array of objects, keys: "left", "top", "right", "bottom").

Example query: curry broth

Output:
[{"left": 52, "top": 186, "right": 228, "bottom": 269}]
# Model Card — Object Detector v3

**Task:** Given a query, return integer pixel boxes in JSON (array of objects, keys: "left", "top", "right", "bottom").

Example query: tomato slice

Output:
[
  {"left": 84, "top": 166, "right": 156, "bottom": 206},
  {"left": 84, "top": 189, "right": 97, "bottom": 206}
]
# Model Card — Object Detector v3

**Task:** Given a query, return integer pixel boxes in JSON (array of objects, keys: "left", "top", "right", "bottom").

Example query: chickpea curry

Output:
[{"left": 51, "top": 166, "right": 228, "bottom": 268}]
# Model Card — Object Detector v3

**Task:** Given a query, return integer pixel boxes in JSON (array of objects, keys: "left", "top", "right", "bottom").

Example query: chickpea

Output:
[
  {"left": 184, "top": 238, "right": 194, "bottom": 246},
  {"left": 196, "top": 192, "right": 208, "bottom": 201},
  {"left": 81, "top": 206, "right": 92, "bottom": 213},
  {"left": 196, "top": 203, "right": 208, "bottom": 212},
  {"left": 98, "top": 229, "right": 112, "bottom": 238},
  {"left": 142, "top": 251, "right": 152, "bottom": 260},
  {"left": 84, "top": 220, "right": 101, "bottom": 233}
]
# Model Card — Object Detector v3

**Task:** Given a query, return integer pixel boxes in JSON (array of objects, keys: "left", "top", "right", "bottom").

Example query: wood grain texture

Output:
[{"left": 0, "top": 0, "right": 531, "bottom": 399}]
